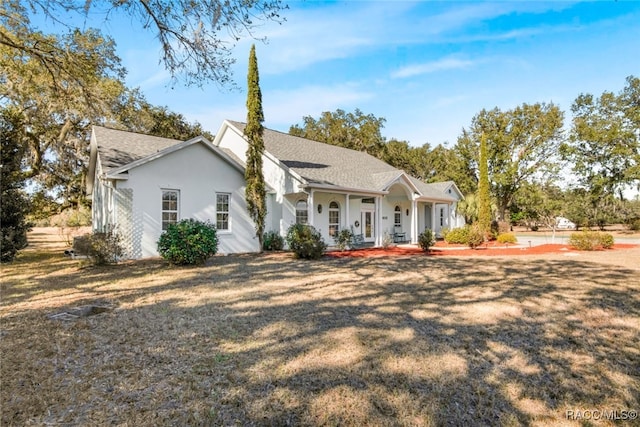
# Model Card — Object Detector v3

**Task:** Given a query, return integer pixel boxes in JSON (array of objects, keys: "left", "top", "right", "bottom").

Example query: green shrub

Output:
[
  {"left": 1, "top": 191, "right": 31, "bottom": 262},
  {"left": 627, "top": 218, "right": 640, "bottom": 231},
  {"left": 51, "top": 206, "right": 92, "bottom": 227},
  {"left": 334, "top": 229, "right": 354, "bottom": 251},
  {"left": 74, "top": 231, "right": 124, "bottom": 265},
  {"left": 467, "top": 223, "right": 485, "bottom": 249},
  {"left": 568, "top": 230, "right": 615, "bottom": 251},
  {"left": 1, "top": 224, "right": 30, "bottom": 262},
  {"left": 286, "top": 223, "right": 326, "bottom": 259},
  {"left": 599, "top": 232, "right": 614, "bottom": 249},
  {"left": 496, "top": 232, "right": 517, "bottom": 244},
  {"left": 444, "top": 226, "right": 469, "bottom": 244},
  {"left": 418, "top": 229, "right": 435, "bottom": 252},
  {"left": 157, "top": 219, "right": 218, "bottom": 265},
  {"left": 263, "top": 230, "right": 284, "bottom": 251}
]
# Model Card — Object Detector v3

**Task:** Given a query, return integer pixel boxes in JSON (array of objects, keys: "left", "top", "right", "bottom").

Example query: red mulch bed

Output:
[{"left": 326, "top": 243, "right": 638, "bottom": 258}]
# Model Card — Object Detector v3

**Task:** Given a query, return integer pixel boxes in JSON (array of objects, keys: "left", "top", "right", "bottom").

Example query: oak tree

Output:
[
  {"left": 456, "top": 103, "right": 564, "bottom": 222},
  {"left": 561, "top": 75, "right": 640, "bottom": 201}
]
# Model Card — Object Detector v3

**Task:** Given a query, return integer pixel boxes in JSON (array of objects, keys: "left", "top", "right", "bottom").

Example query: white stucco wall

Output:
[
  {"left": 216, "top": 123, "right": 304, "bottom": 238},
  {"left": 114, "top": 142, "right": 259, "bottom": 258},
  {"left": 91, "top": 157, "right": 115, "bottom": 234}
]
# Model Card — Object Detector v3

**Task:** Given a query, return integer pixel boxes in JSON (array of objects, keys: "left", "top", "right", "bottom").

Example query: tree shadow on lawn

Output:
[
  {"left": 1, "top": 253, "right": 639, "bottom": 426},
  {"left": 203, "top": 258, "right": 639, "bottom": 425}
]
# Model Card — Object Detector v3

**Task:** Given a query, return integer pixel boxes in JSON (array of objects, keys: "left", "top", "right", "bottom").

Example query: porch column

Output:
[
  {"left": 411, "top": 198, "right": 418, "bottom": 244},
  {"left": 376, "top": 196, "right": 382, "bottom": 247},
  {"left": 431, "top": 203, "right": 436, "bottom": 235},
  {"left": 308, "top": 190, "right": 315, "bottom": 226},
  {"left": 345, "top": 194, "right": 350, "bottom": 231}
]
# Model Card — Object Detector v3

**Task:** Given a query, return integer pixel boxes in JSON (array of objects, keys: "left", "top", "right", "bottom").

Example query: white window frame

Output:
[
  {"left": 329, "top": 201, "right": 340, "bottom": 237},
  {"left": 161, "top": 189, "right": 179, "bottom": 231},
  {"left": 216, "top": 193, "right": 231, "bottom": 232},
  {"left": 295, "top": 199, "right": 308, "bottom": 225},
  {"left": 394, "top": 205, "right": 402, "bottom": 228}
]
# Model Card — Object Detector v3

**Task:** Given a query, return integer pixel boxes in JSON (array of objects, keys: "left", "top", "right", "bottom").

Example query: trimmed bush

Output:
[
  {"left": 418, "top": 229, "right": 435, "bottom": 252},
  {"left": 263, "top": 230, "right": 284, "bottom": 251},
  {"left": 467, "top": 223, "right": 485, "bottom": 249},
  {"left": 74, "top": 231, "right": 124, "bottom": 265},
  {"left": 286, "top": 223, "right": 326, "bottom": 259},
  {"left": 157, "top": 219, "right": 218, "bottom": 265},
  {"left": 334, "top": 229, "right": 354, "bottom": 251},
  {"left": 568, "top": 230, "right": 615, "bottom": 251},
  {"left": 599, "top": 232, "right": 614, "bottom": 249},
  {"left": 381, "top": 231, "right": 394, "bottom": 250},
  {"left": 496, "top": 232, "right": 517, "bottom": 244},
  {"left": 444, "top": 226, "right": 469, "bottom": 244}
]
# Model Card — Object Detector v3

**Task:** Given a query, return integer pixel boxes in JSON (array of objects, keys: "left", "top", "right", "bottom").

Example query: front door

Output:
[
  {"left": 361, "top": 210, "right": 375, "bottom": 242},
  {"left": 424, "top": 203, "right": 432, "bottom": 230}
]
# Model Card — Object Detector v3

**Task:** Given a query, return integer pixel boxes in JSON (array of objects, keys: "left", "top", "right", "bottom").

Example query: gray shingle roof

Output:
[
  {"left": 228, "top": 121, "right": 402, "bottom": 191},
  {"left": 92, "top": 122, "right": 458, "bottom": 202},
  {"left": 93, "top": 126, "right": 183, "bottom": 171},
  {"left": 408, "top": 178, "right": 458, "bottom": 200},
  {"left": 227, "top": 121, "right": 457, "bottom": 200}
]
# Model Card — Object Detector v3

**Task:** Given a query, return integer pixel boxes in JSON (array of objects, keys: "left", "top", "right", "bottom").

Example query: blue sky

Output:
[{"left": 41, "top": 1, "right": 640, "bottom": 147}]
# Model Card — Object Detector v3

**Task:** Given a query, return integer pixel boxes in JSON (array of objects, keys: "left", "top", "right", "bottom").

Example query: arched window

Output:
[
  {"left": 295, "top": 200, "right": 308, "bottom": 224},
  {"left": 329, "top": 201, "right": 340, "bottom": 237},
  {"left": 394, "top": 205, "right": 402, "bottom": 228}
]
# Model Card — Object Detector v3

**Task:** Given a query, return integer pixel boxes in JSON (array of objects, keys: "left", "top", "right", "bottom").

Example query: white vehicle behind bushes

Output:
[{"left": 556, "top": 217, "right": 576, "bottom": 230}]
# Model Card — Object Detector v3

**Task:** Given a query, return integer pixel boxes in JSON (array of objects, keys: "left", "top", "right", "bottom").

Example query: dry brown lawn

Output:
[{"left": 1, "top": 228, "right": 639, "bottom": 426}]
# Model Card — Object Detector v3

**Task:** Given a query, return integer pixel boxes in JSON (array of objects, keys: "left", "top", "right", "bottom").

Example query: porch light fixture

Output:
[{"left": 317, "top": 204, "right": 323, "bottom": 214}]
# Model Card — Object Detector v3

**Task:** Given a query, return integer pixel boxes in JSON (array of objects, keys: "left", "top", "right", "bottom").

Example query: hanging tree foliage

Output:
[{"left": 2, "top": 0, "right": 287, "bottom": 88}]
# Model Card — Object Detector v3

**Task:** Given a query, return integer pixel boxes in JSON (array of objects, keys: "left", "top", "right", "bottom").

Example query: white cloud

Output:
[
  {"left": 263, "top": 83, "right": 375, "bottom": 127},
  {"left": 434, "top": 94, "right": 470, "bottom": 108},
  {"left": 183, "top": 83, "right": 375, "bottom": 135},
  {"left": 189, "top": 104, "right": 247, "bottom": 135},
  {"left": 392, "top": 57, "right": 476, "bottom": 79}
]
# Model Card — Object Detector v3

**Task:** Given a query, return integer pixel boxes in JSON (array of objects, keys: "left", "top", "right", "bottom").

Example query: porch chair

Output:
[
  {"left": 393, "top": 226, "right": 407, "bottom": 244},
  {"left": 350, "top": 226, "right": 365, "bottom": 248}
]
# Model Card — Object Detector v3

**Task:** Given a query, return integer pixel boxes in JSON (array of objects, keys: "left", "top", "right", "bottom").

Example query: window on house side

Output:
[
  {"left": 440, "top": 207, "right": 445, "bottom": 227},
  {"left": 296, "top": 200, "right": 308, "bottom": 225},
  {"left": 162, "top": 190, "right": 179, "bottom": 230},
  {"left": 216, "top": 193, "right": 230, "bottom": 231},
  {"left": 329, "top": 201, "right": 340, "bottom": 237}
]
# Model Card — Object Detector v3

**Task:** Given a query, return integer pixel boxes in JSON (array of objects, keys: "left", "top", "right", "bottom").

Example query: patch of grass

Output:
[{"left": 1, "top": 229, "right": 639, "bottom": 426}]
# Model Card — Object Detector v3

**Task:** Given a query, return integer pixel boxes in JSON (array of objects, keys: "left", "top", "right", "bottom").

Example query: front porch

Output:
[{"left": 292, "top": 181, "right": 462, "bottom": 247}]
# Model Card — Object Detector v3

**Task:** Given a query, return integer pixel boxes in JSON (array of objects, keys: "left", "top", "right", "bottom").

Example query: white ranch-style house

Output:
[{"left": 88, "top": 120, "right": 464, "bottom": 258}]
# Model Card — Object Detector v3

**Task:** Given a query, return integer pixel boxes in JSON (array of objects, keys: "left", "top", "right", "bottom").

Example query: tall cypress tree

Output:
[
  {"left": 244, "top": 44, "right": 267, "bottom": 250},
  {"left": 477, "top": 133, "right": 491, "bottom": 236}
]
